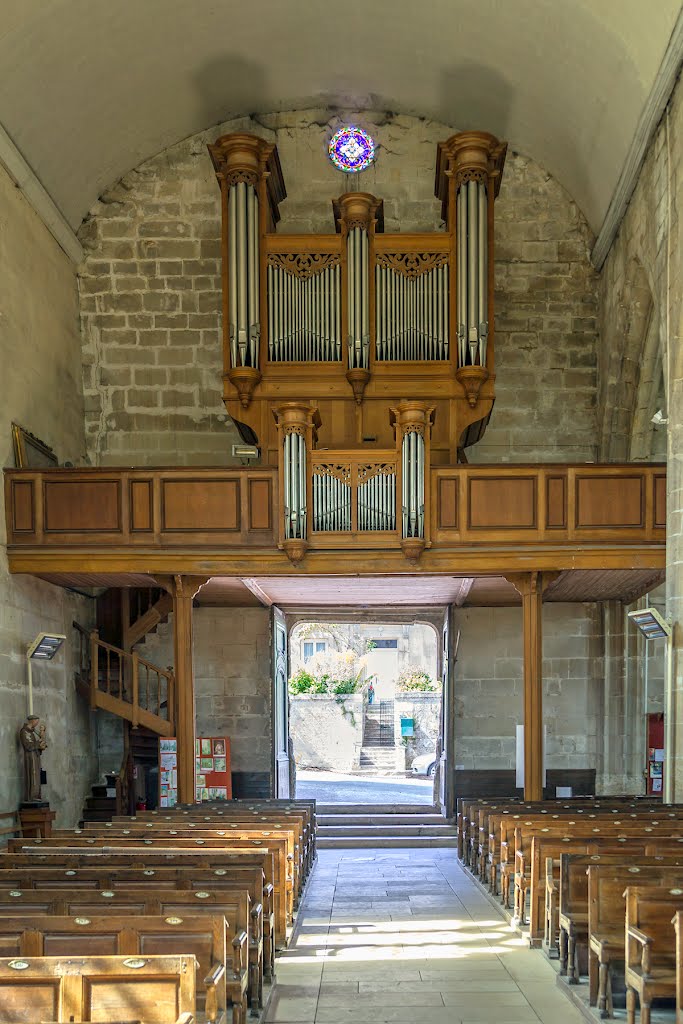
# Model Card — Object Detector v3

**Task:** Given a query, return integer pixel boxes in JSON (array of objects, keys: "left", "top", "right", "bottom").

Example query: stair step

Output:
[
  {"left": 86, "top": 797, "right": 117, "bottom": 810},
  {"left": 317, "top": 836, "right": 458, "bottom": 849},
  {"left": 318, "top": 814, "right": 450, "bottom": 826},
  {"left": 91, "top": 785, "right": 109, "bottom": 799},
  {"left": 317, "top": 803, "right": 438, "bottom": 815},
  {"left": 80, "top": 809, "right": 117, "bottom": 822},
  {"left": 318, "top": 824, "right": 457, "bottom": 837}
]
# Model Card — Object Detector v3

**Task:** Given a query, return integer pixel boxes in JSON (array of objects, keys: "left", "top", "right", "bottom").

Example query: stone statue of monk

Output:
[{"left": 19, "top": 715, "right": 47, "bottom": 803}]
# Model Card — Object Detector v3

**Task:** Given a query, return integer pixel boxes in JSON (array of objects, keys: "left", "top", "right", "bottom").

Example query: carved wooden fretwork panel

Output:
[
  {"left": 312, "top": 463, "right": 351, "bottom": 484},
  {"left": 267, "top": 253, "right": 341, "bottom": 279},
  {"left": 358, "top": 463, "right": 397, "bottom": 484},
  {"left": 375, "top": 252, "right": 449, "bottom": 278}
]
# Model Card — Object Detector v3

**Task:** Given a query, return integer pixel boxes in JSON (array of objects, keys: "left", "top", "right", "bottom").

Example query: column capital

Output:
[
  {"left": 156, "top": 575, "right": 210, "bottom": 601},
  {"left": 503, "top": 571, "right": 560, "bottom": 598}
]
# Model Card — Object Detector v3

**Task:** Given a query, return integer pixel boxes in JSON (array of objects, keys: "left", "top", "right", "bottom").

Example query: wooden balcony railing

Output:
[{"left": 4, "top": 463, "right": 666, "bottom": 574}]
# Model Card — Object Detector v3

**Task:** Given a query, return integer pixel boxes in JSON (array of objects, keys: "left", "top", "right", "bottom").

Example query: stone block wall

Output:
[
  {"left": 289, "top": 695, "right": 363, "bottom": 772},
  {"left": 0, "top": 161, "right": 97, "bottom": 827},
  {"left": 453, "top": 604, "right": 602, "bottom": 776},
  {"left": 395, "top": 693, "right": 441, "bottom": 766},
  {"left": 138, "top": 608, "right": 273, "bottom": 790},
  {"left": 77, "top": 109, "right": 598, "bottom": 466}
]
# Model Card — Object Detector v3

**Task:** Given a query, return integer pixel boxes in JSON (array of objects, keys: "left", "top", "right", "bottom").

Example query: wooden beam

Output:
[
  {"left": 241, "top": 577, "right": 274, "bottom": 606},
  {"left": 453, "top": 577, "right": 474, "bottom": 607},
  {"left": 157, "top": 575, "right": 209, "bottom": 803},
  {"left": 505, "top": 572, "right": 558, "bottom": 801}
]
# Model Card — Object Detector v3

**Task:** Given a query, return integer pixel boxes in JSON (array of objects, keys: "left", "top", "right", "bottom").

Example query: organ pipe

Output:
[
  {"left": 375, "top": 265, "right": 450, "bottom": 361},
  {"left": 401, "top": 430, "right": 425, "bottom": 540},
  {"left": 347, "top": 226, "right": 370, "bottom": 370},
  {"left": 455, "top": 176, "right": 488, "bottom": 369},
  {"left": 228, "top": 180, "right": 260, "bottom": 369},
  {"left": 283, "top": 430, "right": 307, "bottom": 540},
  {"left": 267, "top": 264, "right": 342, "bottom": 362}
]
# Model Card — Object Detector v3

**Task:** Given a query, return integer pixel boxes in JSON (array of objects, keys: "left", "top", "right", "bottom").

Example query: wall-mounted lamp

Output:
[
  {"left": 628, "top": 607, "right": 672, "bottom": 802},
  {"left": 232, "top": 443, "right": 260, "bottom": 464},
  {"left": 628, "top": 607, "right": 671, "bottom": 640},
  {"left": 651, "top": 410, "right": 668, "bottom": 426},
  {"left": 26, "top": 633, "right": 66, "bottom": 715}
]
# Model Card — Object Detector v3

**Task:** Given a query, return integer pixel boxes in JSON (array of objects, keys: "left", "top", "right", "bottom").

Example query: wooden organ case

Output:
[{"left": 208, "top": 130, "right": 507, "bottom": 564}]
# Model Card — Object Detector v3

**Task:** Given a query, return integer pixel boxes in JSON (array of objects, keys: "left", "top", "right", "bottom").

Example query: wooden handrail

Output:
[{"left": 72, "top": 621, "right": 175, "bottom": 734}]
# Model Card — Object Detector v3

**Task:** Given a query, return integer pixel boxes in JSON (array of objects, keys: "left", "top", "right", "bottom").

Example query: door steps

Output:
[{"left": 316, "top": 804, "right": 457, "bottom": 848}]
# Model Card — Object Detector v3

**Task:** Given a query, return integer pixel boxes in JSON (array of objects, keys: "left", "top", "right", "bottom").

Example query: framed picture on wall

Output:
[{"left": 11, "top": 423, "right": 58, "bottom": 469}]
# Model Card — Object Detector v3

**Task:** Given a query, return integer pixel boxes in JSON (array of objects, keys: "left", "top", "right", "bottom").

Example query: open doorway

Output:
[{"left": 286, "top": 619, "right": 440, "bottom": 805}]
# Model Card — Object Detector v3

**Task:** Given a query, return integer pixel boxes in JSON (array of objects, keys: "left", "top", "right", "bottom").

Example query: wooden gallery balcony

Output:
[{"left": 4, "top": 463, "right": 665, "bottom": 581}]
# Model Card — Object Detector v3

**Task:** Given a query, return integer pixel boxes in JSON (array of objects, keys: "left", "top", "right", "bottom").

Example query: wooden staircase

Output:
[{"left": 73, "top": 619, "right": 175, "bottom": 737}]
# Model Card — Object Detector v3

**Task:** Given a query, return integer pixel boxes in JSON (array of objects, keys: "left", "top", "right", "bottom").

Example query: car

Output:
[{"left": 411, "top": 753, "right": 437, "bottom": 777}]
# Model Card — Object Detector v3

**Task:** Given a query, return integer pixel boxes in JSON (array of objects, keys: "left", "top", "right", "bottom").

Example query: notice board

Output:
[
  {"left": 195, "top": 736, "right": 232, "bottom": 801},
  {"left": 159, "top": 737, "right": 178, "bottom": 808}
]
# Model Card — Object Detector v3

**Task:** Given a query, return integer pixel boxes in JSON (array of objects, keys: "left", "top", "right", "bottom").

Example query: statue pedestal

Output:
[{"left": 19, "top": 803, "right": 56, "bottom": 838}]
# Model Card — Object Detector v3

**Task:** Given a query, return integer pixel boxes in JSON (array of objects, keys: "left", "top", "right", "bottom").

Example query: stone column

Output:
[
  {"left": 598, "top": 600, "right": 645, "bottom": 794},
  {"left": 667, "top": 376, "right": 683, "bottom": 800}
]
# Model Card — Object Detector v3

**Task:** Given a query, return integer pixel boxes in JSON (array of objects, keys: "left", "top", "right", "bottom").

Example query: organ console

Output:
[{"left": 208, "top": 128, "right": 507, "bottom": 563}]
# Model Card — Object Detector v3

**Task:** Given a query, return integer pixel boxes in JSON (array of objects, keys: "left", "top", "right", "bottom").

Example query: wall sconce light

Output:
[
  {"left": 232, "top": 444, "right": 260, "bottom": 463},
  {"left": 26, "top": 632, "right": 66, "bottom": 715}
]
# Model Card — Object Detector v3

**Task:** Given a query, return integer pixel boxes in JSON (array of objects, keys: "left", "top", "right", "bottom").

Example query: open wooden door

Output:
[
  {"left": 437, "top": 606, "right": 459, "bottom": 817},
  {"left": 272, "top": 606, "right": 291, "bottom": 797}
]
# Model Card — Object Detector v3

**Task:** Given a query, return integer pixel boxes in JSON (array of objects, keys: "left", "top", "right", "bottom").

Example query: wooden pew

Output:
[
  {"left": 587, "top": 866, "right": 683, "bottom": 1017},
  {"left": 7, "top": 840, "right": 286, "bottom": 943},
  {"left": 527, "top": 832, "right": 683, "bottom": 943},
  {"left": 0, "top": 954, "right": 196, "bottom": 1023},
  {"left": 673, "top": 910, "right": 683, "bottom": 1024},
  {"left": 0, "top": 915, "right": 233, "bottom": 1024},
  {"left": 132, "top": 807, "right": 313, "bottom": 881},
  {"left": 0, "top": 865, "right": 268, "bottom": 1006},
  {"left": 624, "top": 885, "right": 683, "bottom": 1024},
  {"left": 0, "top": 889, "right": 249, "bottom": 1021},
  {"left": 508, "top": 818, "right": 683, "bottom": 920},
  {"left": 72, "top": 824, "right": 299, "bottom": 908}
]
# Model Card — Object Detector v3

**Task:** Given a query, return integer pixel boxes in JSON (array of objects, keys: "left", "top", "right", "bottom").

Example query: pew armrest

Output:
[
  {"left": 175, "top": 1016, "right": 196, "bottom": 1024},
  {"left": 251, "top": 901, "right": 264, "bottom": 942},
  {"left": 232, "top": 929, "right": 249, "bottom": 976},
  {"left": 204, "top": 962, "right": 226, "bottom": 1024},
  {"left": 627, "top": 925, "right": 653, "bottom": 975}
]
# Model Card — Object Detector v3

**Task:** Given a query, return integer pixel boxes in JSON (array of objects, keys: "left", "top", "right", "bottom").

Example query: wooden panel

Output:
[
  {"left": 12, "top": 480, "right": 34, "bottom": 533},
  {"left": 575, "top": 474, "right": 644, "bottom": 528},
  {"left": 546, "top": 476, "right": 566, "bottom": 529},
  {"left": 468, "top": 477, "right": 537, "bottom": 529},
  {"left": 438, "top": 477, "right": 458, "bottom": 529},
  {"left": 249, "top": 478, "right": 273, "bottom": 531},
  {"left": 655, "top": 473, "right": 667, "bottom": 528},
  {"left": 130, "top": 480, "right": 153, "bottom": 531},
  {"left": 44, "top": 480, "right": 120, "bottom": 532},
  {"left": 162, "top": 479, "right": 240, "bottom": 532}
]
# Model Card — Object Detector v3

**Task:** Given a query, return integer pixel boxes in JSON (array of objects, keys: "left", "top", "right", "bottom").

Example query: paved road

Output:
[{"left": 295, "top": 768, "right": 434, "bottom": 804}]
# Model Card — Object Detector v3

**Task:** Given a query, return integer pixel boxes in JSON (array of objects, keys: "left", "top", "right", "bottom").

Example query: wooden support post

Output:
[
  {"left": 157, "top": 575, "right": 209, "bottom": 804},
  {"left": 505, "top": 572, "right": 558, "bottom": 801}
]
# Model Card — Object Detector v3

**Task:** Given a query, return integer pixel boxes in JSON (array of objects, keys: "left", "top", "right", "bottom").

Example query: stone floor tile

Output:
[{"left": 269, "top": 847, "right": 586, "bottom": 1024}]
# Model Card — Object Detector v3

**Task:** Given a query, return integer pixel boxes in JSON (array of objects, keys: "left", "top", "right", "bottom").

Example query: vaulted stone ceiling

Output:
[{"left": 0, "top": 0, "right": 680, "bottom": 231}]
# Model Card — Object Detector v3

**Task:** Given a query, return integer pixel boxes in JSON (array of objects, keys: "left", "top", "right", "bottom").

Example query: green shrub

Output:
[
  {"left": 396, "top": 668, "right": 438, "bottom": 692},
  {"left": 331, "top": 678, "right": 358, "bottom": 695},
  {"left": 288, "top": 668, "right": 328, "bottom": 694}
]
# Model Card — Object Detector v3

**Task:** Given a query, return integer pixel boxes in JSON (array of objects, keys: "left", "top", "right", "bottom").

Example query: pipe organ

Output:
[{"left": 210, "top": 128, "right": 506, "bottom": 563}]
